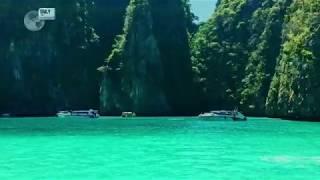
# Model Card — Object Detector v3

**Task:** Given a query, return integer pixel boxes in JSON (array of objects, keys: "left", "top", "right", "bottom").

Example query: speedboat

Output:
[
  {"left": 121, "top": 112, "right": 136, "bottom": 118},
  {"left": 199, "top": 110, "right": 247, "bottom": 121},
  {"left": 57, "top": 111, "right": 72, "bottom": 118},
  {"left": 57, "top": 109, "right": 100, "bottom": 118}
]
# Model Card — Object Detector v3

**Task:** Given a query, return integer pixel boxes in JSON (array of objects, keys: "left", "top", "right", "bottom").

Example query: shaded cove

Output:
[
  {"left": 0, "top": 0, "right": 129, "bottom": 115},
  {"left": 0, "top": 0, "right": 197, "bottom": 116}
]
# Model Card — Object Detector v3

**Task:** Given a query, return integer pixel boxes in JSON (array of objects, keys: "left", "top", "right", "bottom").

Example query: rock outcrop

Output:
[
  {"left": 0, "top": 0, "right": 128, "bottom": 115},
  {"left": 100, "top": 0, "right": 169, "bottom": 115}
]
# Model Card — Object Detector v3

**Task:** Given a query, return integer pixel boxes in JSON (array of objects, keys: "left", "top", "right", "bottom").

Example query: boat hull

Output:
[
  {"left": 57, "top": 110, "right": 100, "bottom": 118},
  {"left": 199, "top": 116, "right": 246, "bottom": 121}
]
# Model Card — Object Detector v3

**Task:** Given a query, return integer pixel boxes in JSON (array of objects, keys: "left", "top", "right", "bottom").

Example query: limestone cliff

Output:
[
  {"left": 100, "top": 0, "right": 169, "bottom": 115},
  {"left": 100, "top": 0, "right": 194, "bottom": 115},
  {"left": 0, "top": 0, "right": 128, "bottom": 115},
  {"left": 266, "top": 0, "right": 320, "bottom": 119}
]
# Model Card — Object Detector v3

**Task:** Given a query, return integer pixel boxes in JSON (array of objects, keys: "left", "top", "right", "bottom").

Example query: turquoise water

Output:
[{"left": 0, "top": 117, "right": 320, "bottom": 179}]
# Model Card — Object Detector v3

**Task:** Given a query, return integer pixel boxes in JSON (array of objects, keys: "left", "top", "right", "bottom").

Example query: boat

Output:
[
  {"left": 0, "top": 113, "right": 11, "bottom": 118},
  {"left": 57, "top": 109, "right": 100, "bottom": 118},
  {"left": 199, "top": 109, "right": 247, "bottom": 121},
  {"left": 56, "top": 111, "right": 72, "bottom": 118},
  {"left": 121, "top": 112, "right": 136, "bottom": 118}
]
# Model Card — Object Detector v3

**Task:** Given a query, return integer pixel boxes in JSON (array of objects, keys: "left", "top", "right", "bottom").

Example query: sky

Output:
[{"left": 189, "top": 0, "right": 217, "bottom": 22}]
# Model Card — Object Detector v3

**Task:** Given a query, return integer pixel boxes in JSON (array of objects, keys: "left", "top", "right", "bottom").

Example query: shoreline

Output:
[{"left": 0, "top": 114, "right": 319, "bottom": 122}]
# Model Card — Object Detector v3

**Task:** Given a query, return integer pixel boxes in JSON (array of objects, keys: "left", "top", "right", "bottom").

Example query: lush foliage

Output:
[
  {"left": 0, "top": 0, "right": 128, "bottom": 115},
  {"left": 191, "top": 0, "right": 320, "bottom": 119},
  {"left": 1, "top": 0, "right": 320, "bottom": 119},
  {"left": 240, "top": 0, "right": 292, "bottom": 115},
  {"left": 100, "top": 0, "right": 195, "bottom": 115},
  {"left": 191, "top": 0, "right": 259, "bottom": 110},
  {"left": 266, "top": 0, "right": 320, "bottom": 119}
]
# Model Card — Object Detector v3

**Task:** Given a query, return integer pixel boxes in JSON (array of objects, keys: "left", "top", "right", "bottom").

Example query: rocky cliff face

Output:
[
  {"left": 266, "top": 0, "right": 320, "bottom": 119},
  {"left": 192, "top": 0, "right": 320, "bottom": 119},
  {"left": 191, "top": 0, "right": 261, "bottom": 110},
  {"left": 0, "top": 0, "right": 128, "bottom": 115},
  {"left": 0, "top": 0, "right": 194, "bottom": 116},
  {"left": 100, "top": 0, "right": 169, "bottom": 115},
  {"left": 100, "top": 0, "right": 195, "bottom": 115},
  {"left": 2, "top": 0, "right": 320, "bottom": 119},
  {"left": 240, "top": 0, "right": 292, "bottom": 115}
]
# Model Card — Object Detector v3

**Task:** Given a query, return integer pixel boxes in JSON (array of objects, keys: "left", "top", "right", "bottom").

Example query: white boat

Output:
[
  {"left": 199, "top": 110, "right": 247, "bottom": 121},
  {"left": 57, "top": 111, "right": 72, "bottom": 118},
  {"left": 57, "top": 109, "right": 100, "bottom": 118},
  {"left": 121, "top": 112, "right": 136, "bottom": 118}
]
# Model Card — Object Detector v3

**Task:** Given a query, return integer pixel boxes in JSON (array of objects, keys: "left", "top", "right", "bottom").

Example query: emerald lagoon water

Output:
[{"left": 0, "top": 117, "right": 320, "bottom": 179}]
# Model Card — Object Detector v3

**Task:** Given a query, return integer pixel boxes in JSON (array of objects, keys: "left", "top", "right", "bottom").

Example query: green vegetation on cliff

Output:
[
  {"left": 100, "top": 0, "right": 195, "bottom": 115},
  {"left": 0, "top": 0, "right": 128, "bottom": 115},
  {"left": 191, "top": 0, "right": 320, "bottom": 119},
  {"left": 240, "top": 0, "right": 292, "bottom": 115},
  {"left": 266, "top": 0, "right": 320, "bottom": 119},
  {"left": 191, "top": 0, "right": 260, "bottom": 110},
  {"left": 100, "top": 0, "right": 169, "bottom": 115}
]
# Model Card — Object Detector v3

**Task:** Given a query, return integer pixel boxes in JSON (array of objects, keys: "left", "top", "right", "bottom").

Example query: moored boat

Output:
[
  {"left": 56, "top": 111, "right": 72, "bottom": 118},
  {"left": 57, "top": 109, "right": 100, "bottom": 118},
  {"left": 121, "top": 112, "right": 136, "bottom": 118},
  {"left": 199, "top": 110, "right": 247, "bottom": 121}
]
